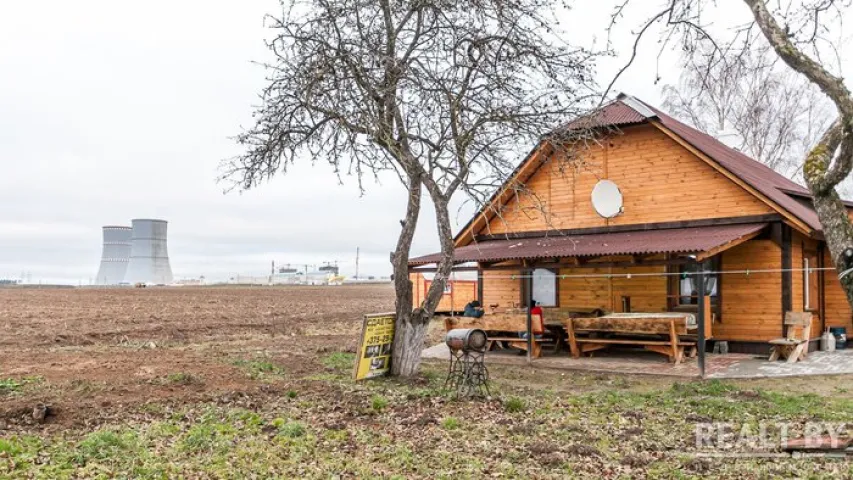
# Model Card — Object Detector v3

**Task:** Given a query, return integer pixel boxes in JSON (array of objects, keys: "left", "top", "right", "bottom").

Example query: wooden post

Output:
[
  {"left": 477, "top": 267, "right": 484, "bottom": 304},
  {"left": 781, "top": 224, "right": 793, "bottom": 335},
  {"left": 526, "top": 270, "right": 533, "bottom": 364},
  {"left": 697, "top": 267, "right": 706, "bottom": 379}
]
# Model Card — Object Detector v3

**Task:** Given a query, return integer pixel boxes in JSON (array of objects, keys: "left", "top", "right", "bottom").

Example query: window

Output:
[
  {"left": 443, "top": 282, "right": 452, "bottom": 295},
  {"left": 804, "top": 253, "right": 819, "bottom": 311},
  {"left": 531, "top": 269, "right": 557, "bottom": 307},
  {"left": 677, "top": 258, "right": 719, "bottom": 307},
  {"left": 521, "top": 268, "right": 558, "bottom": 307}
]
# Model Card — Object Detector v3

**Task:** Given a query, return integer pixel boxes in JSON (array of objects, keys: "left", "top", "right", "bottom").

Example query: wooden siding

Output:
[
  {"left": 409, "top": 273, "right": 478, "bottom": 313},
  {"left": 791, "top": 233, "right": 823, "bottom": 338},
  {"left": 481, "top": 125, "right": 773, "bottom": 236},
  {"left": 481, "top": 269, "right": 522, "bottom": 310},
  {"left": 474, "top": 238, "right": 799, "bottom": 342},
  {"left": 716, "top": 239, "right": 782, "bottom": 341},
  {"left": 823, "top": 249, "right": 853, "bottom": 335},
  {"left": 559, "top": 266, "right": 667, "bottom": 313}
]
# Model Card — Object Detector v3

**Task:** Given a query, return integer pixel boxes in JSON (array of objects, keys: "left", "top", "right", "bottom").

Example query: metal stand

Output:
[{"left": 444, "top": 348, "right": 490, "bottom": 398}]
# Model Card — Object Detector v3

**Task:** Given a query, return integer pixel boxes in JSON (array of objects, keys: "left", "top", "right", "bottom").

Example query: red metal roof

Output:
[
  {"left": 411, "top": 223, "right": 767, "bottom": 266},
  {"left": 559, "top": 100, "right": 647, "bottom": 130}
]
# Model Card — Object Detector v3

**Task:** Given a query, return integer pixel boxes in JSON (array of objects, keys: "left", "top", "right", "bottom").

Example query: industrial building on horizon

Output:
[{"left": 95, "top": 219, "right": 173, "bottom": 285}]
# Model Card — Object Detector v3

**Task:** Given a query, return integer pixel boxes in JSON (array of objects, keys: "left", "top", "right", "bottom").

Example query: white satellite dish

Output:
[{"left": 591, "top": 180, "right": 623, "bottom": 218}]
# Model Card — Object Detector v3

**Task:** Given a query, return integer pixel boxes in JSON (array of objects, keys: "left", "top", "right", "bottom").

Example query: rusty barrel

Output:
[{"left": 445, "top": 328, "right": 488, "bottom": 352}]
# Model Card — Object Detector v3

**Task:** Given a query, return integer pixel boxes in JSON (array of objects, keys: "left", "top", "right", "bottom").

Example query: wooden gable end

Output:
[{"left": 477, "top": 124, "right": 774, "bottom": 238}]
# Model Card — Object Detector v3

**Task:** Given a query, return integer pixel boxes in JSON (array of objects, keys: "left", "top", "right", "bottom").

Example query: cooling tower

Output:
[
  {"left": 124, "top": 219, "right": 174, "bottom": 285},
  {"left": 95, "top": 226, "right": 132, "bottom": 285}
]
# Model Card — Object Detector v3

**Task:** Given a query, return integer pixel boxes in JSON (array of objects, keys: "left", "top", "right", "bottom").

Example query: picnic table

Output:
[{"left": 563, "top": 312, "right": 700, "bottom": 364}]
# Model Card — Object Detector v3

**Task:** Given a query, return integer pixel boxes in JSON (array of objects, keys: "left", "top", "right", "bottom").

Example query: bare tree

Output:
[
  {"left": 663, "top": 43, "right": 835, "bottom": 185},
  {"left": 222, "top": 0, "right": 598, "bottom": 376},
  {"left": 609, "top": 0, "right": 853, "bottom": 306}
]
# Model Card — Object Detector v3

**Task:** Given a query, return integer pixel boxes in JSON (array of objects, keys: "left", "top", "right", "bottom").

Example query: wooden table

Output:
[{"left": 563, "top": 313, "right": 698, "bottom": 364}]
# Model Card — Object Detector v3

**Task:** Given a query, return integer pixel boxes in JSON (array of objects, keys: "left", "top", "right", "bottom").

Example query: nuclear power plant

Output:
[
  {"left": 95, "top": 219, "right": 173, "bottom": 285},
  {"left": 95, "top": 226, "right": 132, "bottom": 285}
]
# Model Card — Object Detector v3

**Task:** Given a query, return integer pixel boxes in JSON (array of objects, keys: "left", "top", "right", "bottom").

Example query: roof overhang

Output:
[{"left": 410, "top": 223, "right": 767, "bottom": 267}]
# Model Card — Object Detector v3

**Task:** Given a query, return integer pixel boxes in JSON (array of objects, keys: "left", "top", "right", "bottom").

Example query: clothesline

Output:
[{"left": 442, "top": 266, "right": 839, "bottom": 280}]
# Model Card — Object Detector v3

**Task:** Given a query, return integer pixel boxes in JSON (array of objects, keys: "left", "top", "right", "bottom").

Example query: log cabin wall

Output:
[
  {"left": 823, "top": 249, "right": 853, "bottom": 335},
  {"left": 481, "top": 269, "right": 522, "bottom": 310},
  {"left": 558, "top": 265, "right": 667, "bottom": 313},
  {"left": 409, "top": 273, "right": 478, "bottom": 313},
  {"left": 481, "top": 125, "right": 775, "bottom": 236},
  {"left": 792, "top": 232, "right": 824, "bottom": 339},
  {"left": 716, "top": 239, "right": 783, "bottom": 342}
]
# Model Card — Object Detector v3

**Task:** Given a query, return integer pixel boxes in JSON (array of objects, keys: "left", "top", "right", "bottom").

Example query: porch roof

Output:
[{"left": 408, "top": 223, "right": 767, "bottom": 266}]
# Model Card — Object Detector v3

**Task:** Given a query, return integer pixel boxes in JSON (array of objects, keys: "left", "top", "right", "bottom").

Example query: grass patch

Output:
[
  {"left": 272, "top": 418, "right": 306, "bottom": 439},
  {"left": 441, "top": 417, "right": 460, "bottom": 430},
  {"left": 371, "top": 395, "right": 389, "bottom": 412},
  {"left": 0, "top": 378, "right": 24, "bottom": 394},
  {"left": 505, "top": 396, "right": 527, "bottom": 413},
  {"left": 322, "top": 352, "right": 355, "bottom": 371},
  {"left": 0, "top": 438, "right": 22, "bottom": 456},
  {"left": 7, "top": 361, "right": 853, "bottom": 478},
  {"left": 233, "top": 359, "right": 285, "bottom": 379},
  {"left": 0, "top": 376, "right": 42, "bottom": 395},
  {"left": 75, "top": 429, "right": 139, "bottom": 464}
]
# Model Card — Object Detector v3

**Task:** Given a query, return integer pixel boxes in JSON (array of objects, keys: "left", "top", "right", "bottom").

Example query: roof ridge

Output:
[{"left": 616, "top": 93, "right": 657, "bottom": 118}]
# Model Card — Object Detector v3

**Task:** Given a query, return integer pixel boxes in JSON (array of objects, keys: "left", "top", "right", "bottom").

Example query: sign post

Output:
[{"left": 353, "top": 312, "right": 396, "bottom": 381}]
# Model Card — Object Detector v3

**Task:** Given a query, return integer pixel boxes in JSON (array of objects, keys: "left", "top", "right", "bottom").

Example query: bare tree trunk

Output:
[
  {"left": 810, "top": 190, "right": 853, "bottom": 305},
  {"left": 390, "top": 190, "right": 456, "bottom": 377},
  {"left": 391, "top": 173, "right": 425, "bottom": 377},
  {"left": 743, "top": 0, "right": 853, "bottom": 307}
]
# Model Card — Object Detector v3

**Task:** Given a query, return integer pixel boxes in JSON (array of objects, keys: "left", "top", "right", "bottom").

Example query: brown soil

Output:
[{"left": 0, "top": 285, "right": 394, "bottom": 432}]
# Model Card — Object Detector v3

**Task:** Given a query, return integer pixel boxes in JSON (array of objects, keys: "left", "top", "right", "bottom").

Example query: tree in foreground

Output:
[
  {"left": 610, "top": 0, "right": 853, "bottom": 308},
  {"left": 222, "top": 0, "right": 598, "bottom": 375}
]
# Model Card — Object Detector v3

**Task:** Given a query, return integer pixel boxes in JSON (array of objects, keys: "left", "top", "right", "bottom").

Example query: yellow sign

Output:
[{"left": 353, "top": 312, "right": 396, "bottom": 381}]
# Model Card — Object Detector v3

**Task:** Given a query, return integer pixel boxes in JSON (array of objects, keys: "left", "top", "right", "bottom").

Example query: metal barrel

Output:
[{"left": 445, "top": 328, "right": 488, "bottom": 352}]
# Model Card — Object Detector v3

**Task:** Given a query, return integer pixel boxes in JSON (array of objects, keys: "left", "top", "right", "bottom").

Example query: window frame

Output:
[
  {"left": 520, "top": 268, "right": 559, "bottom": 308},
  {"left": 669, "top": 256, "right": 722, "bottom": 321},
  {"left": 803, "top": 251, "right": 820, "bottom": 313}
]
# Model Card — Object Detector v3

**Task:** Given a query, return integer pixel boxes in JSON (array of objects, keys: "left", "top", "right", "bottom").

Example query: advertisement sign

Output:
[{"left": 353, "top": 312, "right": 396, "bottom": 380}]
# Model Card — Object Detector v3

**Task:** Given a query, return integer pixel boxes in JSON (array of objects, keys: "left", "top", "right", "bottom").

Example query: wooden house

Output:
[
  {"left": 410, "top": 273, "right": 478, "bottom": 314},
  {"left": 410, "top": 94, "right": 852, "bottom": 353}
]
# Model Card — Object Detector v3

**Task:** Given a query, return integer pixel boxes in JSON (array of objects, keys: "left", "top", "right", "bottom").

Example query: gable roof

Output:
[
  {"left": 455, "top": 94, "right": 827, "bottom": 246},
  {"left": 641, "top": 99, "right": 821, "bottom": 232}
]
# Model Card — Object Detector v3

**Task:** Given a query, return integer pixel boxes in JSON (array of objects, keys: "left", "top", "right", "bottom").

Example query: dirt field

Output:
[
  {"left": 0, "top": 285, "right": 394, "bottom": 427},
  {"left": 2, "top": 285, "right": 853, "bottom": 478}
]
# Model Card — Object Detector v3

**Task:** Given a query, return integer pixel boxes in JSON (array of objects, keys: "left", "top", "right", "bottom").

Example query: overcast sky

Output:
[{"left": 1, "top": 1, "right": 845, "bottom": 284}]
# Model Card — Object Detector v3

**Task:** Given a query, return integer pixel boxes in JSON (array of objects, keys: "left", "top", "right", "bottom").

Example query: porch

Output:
[
  {"left": 421, "top": 342, "right": 853, "bottom": 379},
  {"left": 410, "top": 219, "right": 828, "bottom": 375}
]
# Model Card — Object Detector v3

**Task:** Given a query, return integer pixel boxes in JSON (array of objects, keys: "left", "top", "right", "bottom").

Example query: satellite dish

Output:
[{"left": 591, "top": 180, "right": 623, "bottom": 218}]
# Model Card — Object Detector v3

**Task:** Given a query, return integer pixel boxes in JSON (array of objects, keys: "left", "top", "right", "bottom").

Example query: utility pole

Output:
[{"left": 355, "top": 247, "right": 360, "bottom": 280}]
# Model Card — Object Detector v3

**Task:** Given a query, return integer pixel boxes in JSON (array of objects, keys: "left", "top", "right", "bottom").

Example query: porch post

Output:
[
  {"left": 696, "top": 267, "right": 706, "bottom": 379},
  {"left": 526, "top": 269, "right": 533, "bottom": 364}
]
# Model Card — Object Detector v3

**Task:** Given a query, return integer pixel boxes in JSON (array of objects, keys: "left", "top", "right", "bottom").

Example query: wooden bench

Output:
[
  {"left": 444, "top": 314, "right": 558, "bottom": 358},
  {"left": 563, "top": 314, "right": 697, "bottom": 364},
  {"left": 768, "top": 312, "right": 813, "bottom": 363}
]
